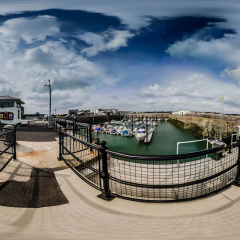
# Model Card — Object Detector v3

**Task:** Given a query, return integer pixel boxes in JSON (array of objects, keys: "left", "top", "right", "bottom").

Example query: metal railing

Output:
[
  {"left": 53, "top": 119, "right": 240, "bottom": 202},
  {"left": 0, "top": 126, "right": 16, "bottom": 172}
]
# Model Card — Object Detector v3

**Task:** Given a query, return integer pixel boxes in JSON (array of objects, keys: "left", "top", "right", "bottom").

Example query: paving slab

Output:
[
  {"left": 0, "top": 135, "right": 240, "bottom": 239},
  {"left": 16, "top": 140, "right": 67, "bottom": 170}
]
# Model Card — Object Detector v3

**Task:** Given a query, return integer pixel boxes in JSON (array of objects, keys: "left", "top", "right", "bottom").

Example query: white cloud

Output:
[
  {"left": 165, "top": 21, "right": 240, "bottom": 86},
  {"left": 140, "top": 73, "right": 217, "bottom": 99},
  {"left": 0, "top": 12, "right": 133, "bottom": 113},
  {"left": 0, "top": 15, "right": 59, "bottom": 48},
  {"left": 6, "top": 41, "right": 104, "bottom": 89},
  {"left": 1, "top": 0, "right": 240, "bottom": 113},
  {"left": 138, "top": 71, "right": 240, "bottom": 113},
  {"left": 223, "top": 67, "right": 240, "bottom": 85},
  {"left": 166, "top": 34, "right": 240, "bottom": 68},
  {"left": 0, "top": 37, "right": 118, "bottom": 113},
  {"left": 146, "top": 99, "right": 156, "bottom": 104},
  {"left": 78, "top": 29, "right": 134, "bottom": 57}
]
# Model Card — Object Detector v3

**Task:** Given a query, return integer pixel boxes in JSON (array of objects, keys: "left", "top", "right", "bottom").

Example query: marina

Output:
[{"left": 93, "top": 120, "right": 210, "bottom": 155}]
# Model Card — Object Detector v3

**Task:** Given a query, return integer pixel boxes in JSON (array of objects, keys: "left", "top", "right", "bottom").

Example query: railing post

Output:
[
  {"left": 89, "top": 124, "right": 92, "bottom": 152},
  {"left": 73, "top": 117, "right": 76, "bottom": 137},
  {"left": 98, "top": 141, "right": 114, "bottom": 201},
  {"left": 58, "top": 125, "right": 62, "bottom": 161},
  {"left": 13, "top": 126, "right": 16, "bottom": 160},
  {"left": 236, "top": 138, "right": 240, "bottom": 186}
]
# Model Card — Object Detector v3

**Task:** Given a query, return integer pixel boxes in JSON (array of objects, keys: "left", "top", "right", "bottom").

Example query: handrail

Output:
[
  {"left": 105, "top": 144, "right": 228, "bottom": 161},
  {"left": 0, "top": 127, "right": 16, "bottom": 172},
  {"left": 54, "top": 118, "right": 90, "bottom": 128},
  {"left": 0, "top": 129, "right": 14, "bottom": 137},
  {"left": 177, "top": 139, "right": 209, "bottom": 155}
]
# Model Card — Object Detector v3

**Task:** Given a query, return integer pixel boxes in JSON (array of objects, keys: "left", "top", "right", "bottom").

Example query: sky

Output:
[{"left": 1, "top": 0, "right": 240, "bottom": 114}]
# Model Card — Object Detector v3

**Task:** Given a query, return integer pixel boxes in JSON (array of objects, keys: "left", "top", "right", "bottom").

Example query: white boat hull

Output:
[{"left": 135, "top": 133, "right": 146, "bottom": 141}]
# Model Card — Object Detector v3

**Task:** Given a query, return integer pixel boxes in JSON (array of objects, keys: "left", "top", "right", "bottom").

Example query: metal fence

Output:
[
  {"left": 54, "top": 119, "right": 240, "bottom": 202},
  {"left": 0, "top": 126, "right": 16, "bottom": 172}
]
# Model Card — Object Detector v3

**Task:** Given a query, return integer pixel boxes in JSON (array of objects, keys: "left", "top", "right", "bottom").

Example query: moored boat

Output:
[{"left": 135, "top": 126, "right": 146, "bottom": 141}]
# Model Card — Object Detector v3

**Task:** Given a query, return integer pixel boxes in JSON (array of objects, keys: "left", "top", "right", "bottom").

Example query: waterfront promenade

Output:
[{"left": 0, "top": 120, "right": 240, "bottom": 239}]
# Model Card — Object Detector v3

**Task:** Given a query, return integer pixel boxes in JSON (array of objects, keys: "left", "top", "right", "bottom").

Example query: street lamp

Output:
[{"left": 45, "top": 79, "right": 52, "bottom": 128}]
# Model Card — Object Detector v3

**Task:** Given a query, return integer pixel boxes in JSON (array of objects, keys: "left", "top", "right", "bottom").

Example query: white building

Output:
[
  {"left": 0, "top": 95, "right": 25, "bottom": 125},
  {"left": 94, "top": 108, "right": 118, "bottom": 115},
  {"left": 172, "top": 110, "right": 191, "bottom": 115}
]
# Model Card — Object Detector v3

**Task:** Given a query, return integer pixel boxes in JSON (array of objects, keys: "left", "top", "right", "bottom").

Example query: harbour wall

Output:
[
  {"left": 167, "top": 115, "right": 238, "bottom": 139},
  {"left": 124, "top": 113, "right": 239, "bottom": 139}
]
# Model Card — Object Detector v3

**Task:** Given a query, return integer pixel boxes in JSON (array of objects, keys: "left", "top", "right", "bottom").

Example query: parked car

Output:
[{"left": 37, "top": 116, "right": 44, "bottom": 119}]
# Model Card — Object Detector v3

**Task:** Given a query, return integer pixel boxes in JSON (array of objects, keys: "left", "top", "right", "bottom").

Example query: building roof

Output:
[
  {"left": 96, "top": 108, "right": 117, "bottom": 111},
  {"left": 0, "top": 95, "right": 25, "bottom": 104}
]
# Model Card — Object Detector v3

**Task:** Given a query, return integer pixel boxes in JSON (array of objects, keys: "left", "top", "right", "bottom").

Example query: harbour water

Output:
[{"left": 97, "top": 121, "right": 210, "bottom": 155}]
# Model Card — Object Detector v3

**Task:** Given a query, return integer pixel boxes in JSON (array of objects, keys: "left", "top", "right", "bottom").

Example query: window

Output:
[
  {"left": 0, "top": 102, "right": 14, "bottom": 108},
  {"left": 18, "top": 110, "right": 20, "bottom": 119}
]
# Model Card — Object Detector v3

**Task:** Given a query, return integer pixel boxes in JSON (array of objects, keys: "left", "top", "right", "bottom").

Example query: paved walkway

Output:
[
  {"left": 0, "top": 127, "right": 240, "bottom": 239},
  {"left": 16, "top": 121, "right": 58, "bottom": 142}
]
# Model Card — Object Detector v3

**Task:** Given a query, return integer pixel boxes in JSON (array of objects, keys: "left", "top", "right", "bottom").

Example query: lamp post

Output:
[{"left": 45, "top": 79, "right": 52, "bottom": 128}]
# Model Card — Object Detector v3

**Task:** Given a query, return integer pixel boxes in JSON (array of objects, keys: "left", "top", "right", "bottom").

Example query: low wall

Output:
[{"left": 70, "top": 115, "right": 124, "bottom": 124}]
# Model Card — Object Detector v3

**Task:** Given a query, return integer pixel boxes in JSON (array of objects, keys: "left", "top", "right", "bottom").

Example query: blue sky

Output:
[{"left": 0, "top": 0, "right": 240, "bottom": 114}]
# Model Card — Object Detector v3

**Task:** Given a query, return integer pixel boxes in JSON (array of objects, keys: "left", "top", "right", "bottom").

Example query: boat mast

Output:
[
  {"left": 146, "top": 114, "right": 148, "bottom": 141},
  {"left": 132, "top": 114, "right": 133, "bottom": 131}
]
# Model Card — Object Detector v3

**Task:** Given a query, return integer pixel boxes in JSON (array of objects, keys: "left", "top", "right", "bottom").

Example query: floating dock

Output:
[{"left": 144, "top": 128, "right": 154, "bottom": 143}]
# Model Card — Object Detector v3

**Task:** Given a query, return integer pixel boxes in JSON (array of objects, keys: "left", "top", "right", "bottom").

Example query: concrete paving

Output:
[
  {"left": 16, "top": 121, "right": 58, "bottom": 142},
  {"left": 0, "top": 132, "right": 240, "bottom": 239}
]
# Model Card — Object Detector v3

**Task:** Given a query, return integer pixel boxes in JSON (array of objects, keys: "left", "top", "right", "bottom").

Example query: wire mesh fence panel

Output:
[
  {"left": 0, "top": 128, "right": 15, "bottom": 172},
  {"left": 61, "top": 130, "right": 102, "bottom": 191},
  {"left": 106, "top": 144, "right": 239, "bottom": 202},
  {"left": 54, "top": 118, "right": 240, "bottom": 203}
]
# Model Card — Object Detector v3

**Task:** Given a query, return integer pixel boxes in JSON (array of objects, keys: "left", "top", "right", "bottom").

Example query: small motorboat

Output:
[{"left": 135, "top": 126, "right": 146, "bottom": 141}]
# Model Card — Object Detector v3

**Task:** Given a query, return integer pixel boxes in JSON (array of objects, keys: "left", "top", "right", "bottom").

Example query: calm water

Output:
[{"left": 97, "top": 121, "right": 209, "bottom": 155}]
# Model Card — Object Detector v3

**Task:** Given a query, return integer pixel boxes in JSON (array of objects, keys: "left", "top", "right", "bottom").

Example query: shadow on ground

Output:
[{"left": 0, "top": 164, "right": 68, "bottom": 208}]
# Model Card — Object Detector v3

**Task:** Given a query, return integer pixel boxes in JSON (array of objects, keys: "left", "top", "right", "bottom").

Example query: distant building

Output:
[
  {"left": 78, "top": 110, "right": 90, "bottom": 115},
  {"left": 86, "top": 112, "right": 94, "bottom": 116},
  {"left": 94, "top": 108, "right": 118, "bottom": 116},
  {"left": 172, "top": 110, "right": 191, "bottom": 115},
  {"left": 0, "top": 95, "right": 25, "bottom": 125},
  {"left": 68, "top": 109, "right": 78, "bottom": 116}
]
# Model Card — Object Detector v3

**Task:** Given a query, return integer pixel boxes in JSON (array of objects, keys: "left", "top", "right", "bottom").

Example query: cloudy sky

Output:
[{"left": 1, "top": 0, "right": 240, "bottom": 114}]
